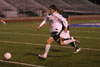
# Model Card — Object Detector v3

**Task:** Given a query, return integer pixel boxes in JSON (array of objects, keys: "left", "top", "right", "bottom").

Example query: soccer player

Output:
[{"left": 37, "top": 5, "right": 80, "bottom": 59}]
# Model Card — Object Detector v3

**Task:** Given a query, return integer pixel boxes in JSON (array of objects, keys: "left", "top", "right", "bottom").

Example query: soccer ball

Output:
[{"left": 4, "top": 52, "right": 11, "bottom": 60}]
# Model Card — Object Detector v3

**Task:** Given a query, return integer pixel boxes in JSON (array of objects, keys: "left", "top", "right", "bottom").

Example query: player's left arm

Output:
[
  {"left": 67, "top": 16, "right": 70, "bottom": 26},
  {"left": 64, "top": 27, "right": 67, "bottom": 32},
  {"left": 0, "top": 17, "right": 6, "bottom": 24}
]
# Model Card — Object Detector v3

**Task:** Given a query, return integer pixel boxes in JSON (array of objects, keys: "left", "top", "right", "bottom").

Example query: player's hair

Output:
[{"left": 49, "top": 4, "right": 59, "bottom": 11}]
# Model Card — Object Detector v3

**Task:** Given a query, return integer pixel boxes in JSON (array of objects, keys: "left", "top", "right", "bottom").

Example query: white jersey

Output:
[{"left": 39, "top": 12, "right": 68, "bottom": 34}]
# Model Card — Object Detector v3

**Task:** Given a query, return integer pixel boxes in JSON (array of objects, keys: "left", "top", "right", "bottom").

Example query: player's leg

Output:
[
  {"left": 44, "top": 37, "right": 54, "bottom": 57},
  {"left": 59, "top": 30, "right": 72, "bottom": 45},
  {"left": 60, "top": 37, "right": 75, "bottom": 45},
  {"left": 38, "top": 36, "right": 54, "bottom": 59},
  {"left": 60, "top": 37, "right": 81, "bottom": 53},
  {"left": 60, "top": 31, "right": 81, "bottom": 53}
]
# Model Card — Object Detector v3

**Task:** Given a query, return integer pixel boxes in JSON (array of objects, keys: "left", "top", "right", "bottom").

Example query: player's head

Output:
[{"left": 49, "top": 4, "right": 59, "bottom": 14}]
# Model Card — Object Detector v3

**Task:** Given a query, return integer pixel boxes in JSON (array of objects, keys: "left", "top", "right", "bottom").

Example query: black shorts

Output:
[
  {"left": 51, "top": 31, "right": 71, "bottom": 44},
  {"left": 51, "top": 32, "right": 60, "bottom": 44}
]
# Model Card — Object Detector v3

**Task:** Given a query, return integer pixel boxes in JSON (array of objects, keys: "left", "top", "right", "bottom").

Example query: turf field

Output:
[{"left": 0, "top": 20, "right": 100, "bottom": 67}]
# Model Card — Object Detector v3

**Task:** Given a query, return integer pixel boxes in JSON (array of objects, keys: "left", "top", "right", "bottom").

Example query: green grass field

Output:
[{"left": 0, "top": 20, "right": 100, "bottom": 67}]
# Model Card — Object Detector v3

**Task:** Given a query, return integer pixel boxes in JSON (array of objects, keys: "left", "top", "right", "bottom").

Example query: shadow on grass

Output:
[
  {"left": 48, "top": 54, "right": 71, "bottom": 58},
  {"left": 24, "top": 47, "right": 72, "bottom": 60},
  {"left": 24, "top": 53, "right": 37, "bottom": 56},
  {"left": 35, "top": 48, "right": 63, "bottom": 52}
]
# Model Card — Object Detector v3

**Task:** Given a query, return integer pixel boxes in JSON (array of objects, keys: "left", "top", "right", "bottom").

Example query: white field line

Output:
[
  {"left": 76, "top": 37, "right": 100, "bottom": 40},
  {"left": 0, "top": 40, "right": 100, "bottom": 52},
  {"left": 0, "top": 28, "right": 100, "bottom": 33},
  {"left": 0, "top": 32, "right": 100, "bottom": 40},
  {"left": 0, "top": 28, "right": 33, "bottom": 30},
  {"left": 0, "top": 32, "right": 49, "bottom": 36},
  {"left": 0, "top": 60, "right": 44, "bottom": 67},
  {"left": 71, "top": 30, "right": 100, "bottom": 33}
]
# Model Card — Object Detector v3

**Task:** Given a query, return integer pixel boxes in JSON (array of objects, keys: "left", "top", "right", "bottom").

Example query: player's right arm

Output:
[{"left": 37, "top": 16, "right": 48, "bottom": 30}]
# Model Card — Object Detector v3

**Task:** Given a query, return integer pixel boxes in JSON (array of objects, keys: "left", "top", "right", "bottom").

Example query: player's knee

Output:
[
  {"left": 59, "top": 43, "right": 64, "bottom": 46},
  {"left": 46, "top": 40, "right": 49, "bottom": 44},
  {"left": 59, "top": 40, "right": 64, "bottom": 46},
  {"left": 55, "top": 39, "right": 64, "bottom": 46},
  {"left": 46, "top": 40, "right": 51, "bottom": 44}
]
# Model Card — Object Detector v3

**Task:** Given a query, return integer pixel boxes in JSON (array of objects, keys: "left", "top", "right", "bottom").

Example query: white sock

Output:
[
  {"left": 64, "top": 39, "right": 75, "bottom": 44},
  {"left": 44, "top": 44, "right": 51, "bottom": 57}
]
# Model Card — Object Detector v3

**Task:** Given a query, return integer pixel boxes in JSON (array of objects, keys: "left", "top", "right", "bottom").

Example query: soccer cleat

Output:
[
  {"left": 38, "top": 54, "right": 47, "bottom": 59},
  {"left": 74, "top": 48, "right": 81, "bottom": 53}
]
